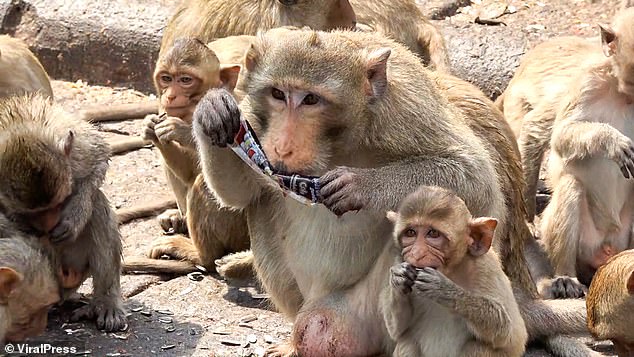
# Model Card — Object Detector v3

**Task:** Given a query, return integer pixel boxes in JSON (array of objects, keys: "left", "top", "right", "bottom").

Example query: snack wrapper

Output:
[{"left": 231, "top": 120, "right": 321, "bottom": 205}]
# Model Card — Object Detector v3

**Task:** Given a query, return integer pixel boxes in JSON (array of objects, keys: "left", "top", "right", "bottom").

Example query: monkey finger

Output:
[
  {"left": 150, "top": 113, "right": 166, "bottom": 124},
  {"left": 70, "top": 304, "right": 96, "bottom": 323}
]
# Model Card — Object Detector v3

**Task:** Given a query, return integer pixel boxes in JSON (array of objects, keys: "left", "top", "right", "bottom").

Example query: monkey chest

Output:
[{"left": 413, "top": 303, "right": 470, "bottom": 357}]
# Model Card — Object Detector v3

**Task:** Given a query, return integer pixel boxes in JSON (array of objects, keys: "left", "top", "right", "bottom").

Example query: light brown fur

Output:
[
  {"left": 382, "top": 186, "right": 527, "bottom": 357},
  {"left": 587, "top": 249, "right": 634, "bottom": 356},
  {"left": 538, "top": 9, "right": 634, "bottom": 294},
  {"left": 193, "top": 29, "right": 590, "bottom": 357},
  {"left": 0, "top": 93, "right": 126, "bottom": 332},
  {"left": 0, "top": 35, "right": 53, "bottom": 99},
  {"left": 0, "top": 236, "right": 59, "bottom": 342}
]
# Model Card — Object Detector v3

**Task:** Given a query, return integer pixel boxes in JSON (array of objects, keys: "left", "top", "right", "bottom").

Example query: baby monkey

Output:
[{"left": 383, "top": 186, "right": 527, "bottom": 357}]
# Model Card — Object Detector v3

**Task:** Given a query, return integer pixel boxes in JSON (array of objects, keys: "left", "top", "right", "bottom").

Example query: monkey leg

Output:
[
  {"left": 161, "top": 165, "right": 189, "bottom": 234},
  {"left": 518, "top": 106, "right": 553, "bottom": 221},
  {"left": 147, "top": 235, "right": 202, "bottom": 265},
  {"left": 66, "top": 190, "right": 127, "bottom": 331},
  {"left": 391, "top": 341, "right": 419, "bottom": 357},
  {"left": 460, "top": 341, "right": 515, "bottom": 357},
  {"left": 215, "top": 250, "right": 254, "bottom": 279}
]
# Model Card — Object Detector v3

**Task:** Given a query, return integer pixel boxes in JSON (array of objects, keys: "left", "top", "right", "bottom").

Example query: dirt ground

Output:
[{"left": 18, "top": 0, "right": 624, "bottom": 356}]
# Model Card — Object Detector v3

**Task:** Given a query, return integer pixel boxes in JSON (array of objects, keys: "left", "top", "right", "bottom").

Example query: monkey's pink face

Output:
[
  {"left": 156, "top": 71, "right": 204, "bottom": 121},
  {"left": 399, "top": 224, "right": 449, "bottom": 269},
  {"left": 258, "top": 86, "right": 338, "bottom": 175}
]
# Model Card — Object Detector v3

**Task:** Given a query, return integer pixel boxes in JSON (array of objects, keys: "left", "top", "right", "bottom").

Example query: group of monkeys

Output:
[{"left": 0, "top": 0, "right": 634, "bottom": 356}]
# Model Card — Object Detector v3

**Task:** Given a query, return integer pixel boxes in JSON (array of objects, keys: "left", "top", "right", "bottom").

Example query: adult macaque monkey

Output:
[
  {"left": 160, "top": 0, "right": 356, "bottom": 53},
  {"left": 193, "top": 30, "right": 589, "bottom": 357},
  {"left": 538, "top": 9, "right": 634, "bottom": 291},
  {"left": 587, "top": 249, "right": 634, "bottom": 357},
  {"left": 0, "top": 35, "right": 53, "bottom": 99},
  {"left": 350, "top": 0, "right": 450, "bottom": 72},
  {"left": 0, "top": 94, "right": 126, "bottom": 331},
  {"left": 122, "top": 38, "right": 249, "bottom": 275},
  {"left": 0, "top": 237, "right": 59, "bottom": 342},
  {"left": 382, "top": 186, "right": 527, "bottom": 357}
]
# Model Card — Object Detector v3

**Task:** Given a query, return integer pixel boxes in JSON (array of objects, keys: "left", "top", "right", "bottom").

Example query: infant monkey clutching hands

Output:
[{"left": 382, "top": 186, "right": 528, "bottom": 357}]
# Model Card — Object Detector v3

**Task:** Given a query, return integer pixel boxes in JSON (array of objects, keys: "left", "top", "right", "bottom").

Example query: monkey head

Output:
[
  {"left": 0, "top": 125, "right": 73, "bottom": 235},
  {"left": 0, "top": 243, "right": 60, "bottom": 342},
  {"left": 155, "top": 38, "right": 240, "bottom": 121},
  {"left": 239, "top": 30, "right": 393, "bottom": 176},
  {"left": 275, "top": 0, "right": 356, "bottom": 31},
  {"left": 601, "top": 8, "right": 634, "bottom": 99},
  {"left": 387, "top": 186, "right": 498, "bottom": 272}
]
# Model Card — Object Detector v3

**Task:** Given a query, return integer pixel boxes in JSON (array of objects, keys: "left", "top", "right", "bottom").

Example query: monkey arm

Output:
[
  {"left": 50, "top": 177, "right": 98, "bottom": 243},
  {"left": 321, "top": 154, "right": 500, "bottom": 217},
  {"left": 552, "top": 119, "right": 633, "bottom": 163},
  {"left": 381, "top": 288, "right": 414, "bottom": 339},
  {"left": 155, "top": 142, "right": 199, "bottom": 185}
]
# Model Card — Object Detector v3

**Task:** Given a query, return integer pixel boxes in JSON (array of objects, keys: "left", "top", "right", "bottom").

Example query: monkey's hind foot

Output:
[
  {"left": 158, "top": 208, "right": 188, "bottom": 234},
  {"left": 538, "top": 276, "right": 587, "bottom": 299},
  {"left": 147, "top": 235, "right": 201, "bottom": 264},
  {"left": 266, "top": 342, "right": 298, "bottom": 357},
  {"left": 70, "top": 297, "right": 128, "bottom": 332},
  {"left": 215, "top": 250, "right": 255, "bottom": 280}
]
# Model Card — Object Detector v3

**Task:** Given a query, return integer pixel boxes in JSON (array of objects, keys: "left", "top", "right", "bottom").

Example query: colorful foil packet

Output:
[{"left": 231, "top": 120, "right": 321, "bottom": 205}]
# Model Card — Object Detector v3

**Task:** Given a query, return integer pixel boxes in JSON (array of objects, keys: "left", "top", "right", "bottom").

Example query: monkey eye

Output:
[
  {"left": 160, "top": 75, "right": 172, "bottom": 83},
  {"left": 271, "top": 88, "right": 286, "bottom": 101},
  {"left": 404, "top": 228, "right": 417, "bottom": 237},
  {"left": 302, "top": 94, "right": 320, "bottom": 105},
  {"left": 179, "top": 76, "right": 193, "bottom": 84},
  {"left": 427, "top": 228, "right": 441, "bottom": 239},
  {"left": 278, "top": 0, "right": 298, "bottom": 5}
]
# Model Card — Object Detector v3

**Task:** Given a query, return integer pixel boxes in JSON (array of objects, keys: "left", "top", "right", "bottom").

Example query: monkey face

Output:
[
  {"left": 277, "top": 0, "right": 356, "bottom": 31},
  {"left": 398, "top": 224, "right": 449, "bottom": 269},
  {"left": 157, "top": 71, "right": 204, "bottom": 120}
]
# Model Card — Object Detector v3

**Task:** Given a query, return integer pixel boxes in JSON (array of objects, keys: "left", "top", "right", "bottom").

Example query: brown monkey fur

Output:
[
  {"left": 534, "top": 9, "right": 634, "bottom": 296},
  {"left": 382, "top": 185, "right": 527, "bottom": 357},
  {"left": 192, "top": 29, "right": 590, "bottom": 357},
  {"left": 121, "top": 38, "right": 250, "bottom": 277},
  {"left": 0, "top": 93, "right": 126, "bottom": 332},
  {"left": 160, "top": 0, "right": 356, "bottom": 53},
  {"left": 0, "top": 236, "right": 59, "bottom": 342},
  {"left": 587, "top": 249, "right": 634, "bottom": 357},
  {"left": 350, "top": 0, "right": 450, "bottom": 72},
  {"left": 0, "top": 35, "right": 53, "bottom": 99}
]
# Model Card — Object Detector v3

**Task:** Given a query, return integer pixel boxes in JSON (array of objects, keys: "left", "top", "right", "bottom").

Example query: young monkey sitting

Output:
[{"left": 382, "top": 186, "right": 527, "bottom": 357}]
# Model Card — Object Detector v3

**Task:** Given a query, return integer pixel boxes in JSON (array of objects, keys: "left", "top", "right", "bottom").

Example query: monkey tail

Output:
[
  {"left": 116, "top": 198, "right": 177, "bottom": 225},
  {"left": 78, "top": 100, "right": 159, "bottom": 123},
  {"left": 122, "top": 256, "right": 202, "bottom": 275},
  {"left": 417, "top": 22, "right": 451, "bottom": 73},
  {"left": 109, "top": 136, "right": 152, "bottom": 156},
  {"left": 521, "top": 297, "right": 588, "bottom": 339}
]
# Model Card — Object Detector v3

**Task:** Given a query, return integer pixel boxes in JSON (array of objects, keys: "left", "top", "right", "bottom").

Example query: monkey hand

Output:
[
  {"left": 414, "top": 267, "right": 459, "bottom": 306},
  {"left": 390, "top": 262, "right": 417, "bottom": 295},
  {"left": 142, "top": 114, "right": 160, "bottom": 143},
  {"left": 609, "top": 131, "right": 634, "bottom": 178},
  {"left": 49, "top": 217, "right": 78, "bottom": 244},
  {"left": 70, "top": 298, "right": 127, "bottom": 332},
  {"left": 192, "top": 88, "right": 241, "bottom": 147},
  {"left": 154, "top": 116, "right": 193, "bottom": 146},
  {"left": 319, "top": 166, "right": 369, "bottom": 216}
]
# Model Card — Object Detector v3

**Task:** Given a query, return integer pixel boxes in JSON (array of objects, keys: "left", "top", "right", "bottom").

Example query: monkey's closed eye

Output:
[
  {"left": 272, "top": 88, "right": 286, "bottom": 101},
  {"left": 278, "top": 0, "right": 298, "bottom": 5},
  {"left": 302, "top": 94, "right": 320, "bottom": 105}
]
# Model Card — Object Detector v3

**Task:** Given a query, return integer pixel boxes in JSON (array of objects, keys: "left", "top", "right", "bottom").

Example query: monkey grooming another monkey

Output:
[
  {"left": 121, "top": 38, "right": 249, "bottom": 276},
  {"left": 193, "top": 29, "right": 589, "bottom": 357},
  {"left": 0, "top": 35, "right": 53, "bottom": 99},
  {"left": 587, "top": 249, "right": 634, "bottom": 357},
  {"left": 383, "top": 185, "right": 527, "bottom": 357},
  {"left": 538, "top": 8, "right": 634, "bottom": 294},
  {"left": 0, "top": 236, "right": 59, "bottom": 342},
  {"left": 0, "top": 93, "right": 126, "bottom": 332}
]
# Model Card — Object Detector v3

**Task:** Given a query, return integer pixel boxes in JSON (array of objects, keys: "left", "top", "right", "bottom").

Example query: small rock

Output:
[
  {"left": 212, "top": 329, "right": 232, "bottom": 335},
  {"left": 238, "top": 323, "right": 253, "bottom": 328},
  {"left": 220, "top": 339, "right": 242, "bottom": 346},
  {"left": 240, "top": 315, "right": 258, "bottom": 324},
  {"left": 156, "top": 309, "right": 174, "bottom": 315},
  {"left": 74, "top": 351, "right": 92, "bottom": 355},
  {"left": 247, "top": 334, "right": 257, "bottom": 344},
  {"left": 161, "top": 344, "right": 176, "bottom": 350},
  {"left": 264, "top": 335, "right": 274, "bottom": 344},
  {"left": 158, "top": 316, "right": 173, "bottom": 324},
  {"left": 112, "top": 334, "right": 128, "bottom": 340},
  {"left": 254, "top": 347, "right": 266, "bottom": 357},
  {"left": 188, "top": 272, "right": 204, "bottom": 281},
  {"left": 165, "top": 326, "right": 176, "bottom": 333},
  {"left": 251, "top": 293, "right": 269, "bottom": 300},
  {"left": 195, "top": 265, "right": 207, "bottom": 272},
  {"left": 140, "top": 310, "right": 152, "bottom": 317}
]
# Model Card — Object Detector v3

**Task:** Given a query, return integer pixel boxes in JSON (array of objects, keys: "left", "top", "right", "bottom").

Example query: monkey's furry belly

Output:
[
  {"left": 408, "top": 302, "right": 470, "bottom": 356},
  {"left": 282, "top": 199, "right": 392, "bottom": 295}
]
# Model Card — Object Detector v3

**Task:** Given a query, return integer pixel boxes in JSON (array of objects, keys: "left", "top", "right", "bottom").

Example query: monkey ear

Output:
[
  {"left": 219, "top": 65, "right": 241, "bottom": 92},
  {"left": 0, "top": 267, "right": 22, "bottom": 304},
  {"left": 386, "top": 210, "right": 399, "bottom": 223},
  {"left": 60, "top": 130, "right": 74, "bottom": 156},
  {"left": 365, "top": 48, "right": 392, "bottom": 99},
  {"left": 599, "top": 23, "right": 617, "bottom": 57},
  {"left": 467, "top": 217, "right": 497, "bottom": 257},
  {"left": 627, "top": 271, "right": 634, "bottom": 295},
  {"left": 244, "top": 44, "right": 260, "bottom": 73}
]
